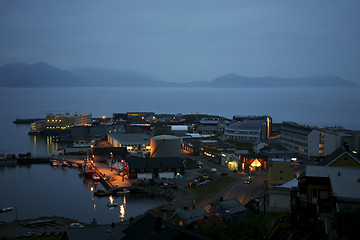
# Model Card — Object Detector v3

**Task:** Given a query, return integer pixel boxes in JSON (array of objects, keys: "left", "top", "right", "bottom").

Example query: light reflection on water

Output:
[{"left": 0, "top": 164, "right": 167, "bottom": 224}]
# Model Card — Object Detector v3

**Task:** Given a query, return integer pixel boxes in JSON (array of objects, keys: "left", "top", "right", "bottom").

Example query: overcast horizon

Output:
[{"left": 1, "top": 0, "right": 359, "bottom": 84}]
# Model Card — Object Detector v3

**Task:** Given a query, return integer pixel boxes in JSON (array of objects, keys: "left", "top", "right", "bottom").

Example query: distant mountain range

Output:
[{"left": 0, "top": 62, "right": 357, "bottom": 88}]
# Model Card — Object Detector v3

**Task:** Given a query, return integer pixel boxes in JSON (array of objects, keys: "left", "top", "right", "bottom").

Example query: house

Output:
[
  {"left": 207, "top": 198, "right": 247, "bottom": 223},
  {"left": 168, "top": 208, "right": 208, "bottom": 227},
  {"left": 253, "top": 141, "right": 270, "bottom": 153},
  {"left": 290, "top": 166, "right": 360, "bottom": 236},
  {"left": 124, "top": 157, "right": 185, "bottom": 179},
  {"left": 121, "top": 214, "right": 212, "bottom": 240},
  {"left": 220, "top": 153, "right": 239, "bottom": 171},
  {"left": 189, "top": 215, "right": 228, "bottom": 231},
  {"left": 268, "top": 158, "right": 295, "bottom": 187},
  {"left": 238, "top": 153, "right": 268, "bottom": 172},
  {"left": 268, "top": 178, "right": 298, "bottom": 212},
  {"left": 318, "top": 144, "right": 360, "bottom": 167}
]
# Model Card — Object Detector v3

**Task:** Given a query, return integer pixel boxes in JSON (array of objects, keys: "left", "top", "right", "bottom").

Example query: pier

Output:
[{"left": 13, "top": 118, "right": 44, "bottom": 124}]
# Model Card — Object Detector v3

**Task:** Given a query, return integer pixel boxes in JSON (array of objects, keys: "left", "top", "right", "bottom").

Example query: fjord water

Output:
[{"left": 0, "top": 86, "right": 359, "bottom": 155}]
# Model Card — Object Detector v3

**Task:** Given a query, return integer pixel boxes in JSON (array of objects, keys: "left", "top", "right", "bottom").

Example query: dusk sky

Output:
[{"left": 1, "top": 0, "right": 359, "bottom": 83}]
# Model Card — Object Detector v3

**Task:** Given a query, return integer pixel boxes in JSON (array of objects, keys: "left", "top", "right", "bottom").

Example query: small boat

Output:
[
  {"left": 107, "top": 202, "right": 118, "bottom": 207},
  {"left": 94, "top": 190, "right": 109, "bottom": 197},
  {"left": 62, "top": 161, "right": 69, "bottom": 167},
  {"left": 118, "top": 189, "right": 130, "bottom": 194},
  {"left": 0, "top": 207, "right": 13, "bottom": 213},
  {"left": 92, "top": 173, "right": 100, "bottom": 182},
  {"left": 50, "top": 159, "right": 58, "bottom": 166}
]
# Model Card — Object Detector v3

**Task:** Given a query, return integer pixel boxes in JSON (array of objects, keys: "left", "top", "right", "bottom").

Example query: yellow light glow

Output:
[
  {"left": 109, "top": 195, "right": 114, "bottom": 204},
  {"left": 251, "top": 159, "right": 262, "bottom": 167},
  {"left": 119, "top": 204, "right": 125, "bottom": 220},
  {"left": 102, "top": 116, "right": 106, "bottom": 119}
]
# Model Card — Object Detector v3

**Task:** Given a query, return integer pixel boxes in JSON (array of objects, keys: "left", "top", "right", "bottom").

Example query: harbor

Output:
[{"left": 0, "top": 162, "right": 168, "bottom": 225}]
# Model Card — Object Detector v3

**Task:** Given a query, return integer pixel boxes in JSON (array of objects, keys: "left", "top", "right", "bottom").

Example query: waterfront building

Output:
[
  {"left": 126, "top": 112, "right": 155, "bottom": 123},
  {"left": 199, "top": 140, "right": 237, "bottom": 163},
  {"left": 220, "top": 153, "right": 239, "bottom": 170},
  {"left": 196, "top": 119, "right": 227, "bottom": 134},
  {"left": 268, "top": 158, "right": 295, "bottom": 187},
  {"left": 182, "top": 138, "right": 201, "bottom": 155},
  {"left": 92, "top": 146, "right": 127, "bottom": 162},
  {"left": 224, "top": 119, "right": 268, "bottom": 143},
  {"left": 124, "top": 157, "right": 184, "bottom": 179},
  {"left": 107, "top": 133, "right": 152, "bottom": 152},
  {"left": 280, "top": 122, "right": 360, "bottom": 158},
  {"left": 150, "top": 135, "right": 181, "bottom": 158},
  {"left": 30, "top": 112, "right": 92, "bottom": 135},
  {"left": 71, "top": 124, "right": 125, "bottom": 141}
]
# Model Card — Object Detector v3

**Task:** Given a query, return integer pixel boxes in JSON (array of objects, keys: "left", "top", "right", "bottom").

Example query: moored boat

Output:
[
  {"left": 50, "top": 159, "right": 59, "bottom": 167},
  {"left": 107, "top": 202, "right": 117, "bottom": 207},
  {"left": 92, "top": 173, "right": 100, "bottom": 182},
  {"left": 0, "top": 207, "right": 13, "bottom": 213},
  {"left": 62, "top": 161, "right": 69, "bottom": 168}
]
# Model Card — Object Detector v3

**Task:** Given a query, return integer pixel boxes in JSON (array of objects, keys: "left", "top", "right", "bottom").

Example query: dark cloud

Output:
[{"left": 0, "top": 0, "right": 359, "bottom": 83}]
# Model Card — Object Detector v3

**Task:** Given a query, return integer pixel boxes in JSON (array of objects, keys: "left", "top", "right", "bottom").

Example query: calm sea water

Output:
[
  {"left": 0, "top": 164, "right": 166, "bottom": 224},
  {"left": 0, "top": 86, "right": 359, "bottom": 155}
]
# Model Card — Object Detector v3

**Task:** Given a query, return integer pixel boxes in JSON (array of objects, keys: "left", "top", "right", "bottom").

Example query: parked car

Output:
[
  {"left": 70, "top": 222, "right": 84, "bottom": 228},
  {"left": 24, "top": 232, "right": 35, "bottom": 237},
  {"left": 244, "top": 179, "right": 251, "bottom": 184},
  {"left": 211, "top": 168, "right": 217, "bottom": 173}
]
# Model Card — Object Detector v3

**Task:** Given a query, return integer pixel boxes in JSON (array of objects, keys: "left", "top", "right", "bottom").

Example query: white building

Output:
[
  {"left": 224, "top": 119, "right": 267, "bottom": 142},
  {"left": 280, "top": 122, "right": 360, "bottom": 158}
]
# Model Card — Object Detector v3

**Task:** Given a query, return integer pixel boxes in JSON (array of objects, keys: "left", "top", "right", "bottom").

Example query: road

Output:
[{"left": 183, "top": 153, "right": 267, "bottom": 207}]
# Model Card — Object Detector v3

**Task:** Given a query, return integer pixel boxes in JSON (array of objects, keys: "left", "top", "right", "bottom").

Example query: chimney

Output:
[
  {"left": 343, "top": 142, "right": 350, "bottom": 152},
  {"left": 155, "top": 217, "right": 163, "bottom": 232}
]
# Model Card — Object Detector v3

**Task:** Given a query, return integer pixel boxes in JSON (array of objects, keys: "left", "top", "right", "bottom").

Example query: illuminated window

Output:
[
  {"left": 298, "top": 147, "right": 305, "bottom": 153},
  {"left": 179, "top": 221, "right": 183, "bottom": 226}
]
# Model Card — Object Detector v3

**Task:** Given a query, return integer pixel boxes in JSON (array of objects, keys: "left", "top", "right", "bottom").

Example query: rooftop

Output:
[
  {"left": 226, "top": 119, "right": 265, "bottom": 131},
  {"left": 306, "top": 166, "right": 360, "bottom": 201},
  {"left": 126, "top": 157, "right": 184, "bottom": 170},
  {"left": 108, "top": 133, "right": 152, "bottom": 144},
  {"left": 170, "top": 208, "right": 208, "bottom": 225}
]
